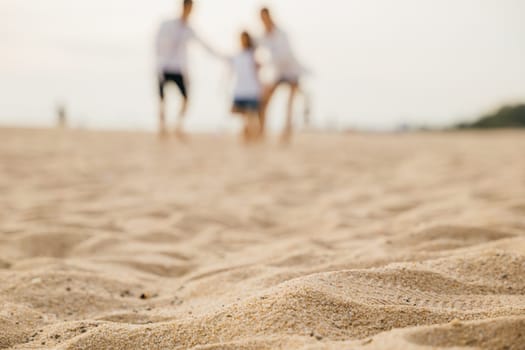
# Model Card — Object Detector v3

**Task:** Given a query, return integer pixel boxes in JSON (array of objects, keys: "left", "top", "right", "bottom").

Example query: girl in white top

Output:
[{"left": 227, "top": 31, "right": 262, "bottom": 143}]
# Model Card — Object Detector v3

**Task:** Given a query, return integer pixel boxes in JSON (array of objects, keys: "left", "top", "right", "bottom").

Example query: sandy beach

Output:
[{"left": 1, "top": 128, "right": 524, "bottom": 350}]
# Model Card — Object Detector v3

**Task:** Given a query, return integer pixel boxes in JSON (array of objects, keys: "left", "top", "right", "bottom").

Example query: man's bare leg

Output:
[
  {"left": 281, "top": 84, "right": 298, "bottom": 144},
  {"left": 158, "top": 97, "right": 168, "bottom": 138},
  {"left": 174, "top": 98, "right": 188, "bottom": 140}
]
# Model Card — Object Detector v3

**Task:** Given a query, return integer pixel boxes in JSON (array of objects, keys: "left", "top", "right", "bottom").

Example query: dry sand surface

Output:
[{"left": 1, "top": 128, "right": 525, "bottom": 350}]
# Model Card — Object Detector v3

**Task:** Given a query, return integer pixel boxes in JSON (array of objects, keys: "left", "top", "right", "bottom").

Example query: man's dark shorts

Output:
[
  {"left": 277, "top": 75, "right": 300, "bottom": 86},
  {"left": 159, "top": 72, "right": 187, "bottom": 99}
]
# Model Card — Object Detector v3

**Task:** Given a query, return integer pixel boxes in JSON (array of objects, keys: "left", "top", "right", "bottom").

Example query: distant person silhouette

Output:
[
  {"left": 155, "top": 0, "right": 217, "bottom": 139},
  {"left": 56, "top": 103, "right": 67, "bottom": 129},
  {"left": 258, "top": 7, "right": 308, "bottom": 143}
]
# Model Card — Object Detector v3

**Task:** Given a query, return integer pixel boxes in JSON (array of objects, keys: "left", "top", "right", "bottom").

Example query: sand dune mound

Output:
[
  {"left": 0, "top": 303, "right": 44, "bottom": 349},
  {"left": 407, "top": 316, "right": 525, "bottom": 349},
  {"left": 36, "top": 251, "right": 525, "bottom": 349},
  {"left": 0, "top": 269, "right": 145, "bottom": 318},
  {"left": 413, "top": 250, "right": 525, "bottom": 293},
  {"left": 1, "top": 129, "right": 525, "bottom": 350}
]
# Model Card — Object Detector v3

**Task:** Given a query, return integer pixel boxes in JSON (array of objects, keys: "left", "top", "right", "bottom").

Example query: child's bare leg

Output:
[
  {"left": 249, "top": 111, "right": 262, "bottom": 141},
  {"left": 241, "top": 115, "right": 251, "bottom": 143}
]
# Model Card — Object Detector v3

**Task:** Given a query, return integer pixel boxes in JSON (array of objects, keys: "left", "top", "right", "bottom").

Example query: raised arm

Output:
[
  {"left": 190, "top": 27, "right": 224, "bottom": 59},
  {"left": 156, "top": 23, "right": 170, "bottom": 57},
  {"left": 155, "top": 23, "right": 170, "bottom": 76}
]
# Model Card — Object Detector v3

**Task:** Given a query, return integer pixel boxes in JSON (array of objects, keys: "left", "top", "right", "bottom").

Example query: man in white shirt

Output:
[
  {"left": 258, "top": 7, "right": 307, "bottom": 143},
  {"left": 156, "top": 0, "right": 216, "bottom": 138}
]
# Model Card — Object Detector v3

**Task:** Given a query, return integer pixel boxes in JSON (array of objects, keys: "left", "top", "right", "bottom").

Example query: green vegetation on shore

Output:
[{"left": 455, "top": 104, "right": 525, "bottom": 129}]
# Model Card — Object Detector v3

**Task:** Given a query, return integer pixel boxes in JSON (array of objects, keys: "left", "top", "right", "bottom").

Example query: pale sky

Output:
[{"left": 1, "top": 0, "right": 524, "bottom": 131}]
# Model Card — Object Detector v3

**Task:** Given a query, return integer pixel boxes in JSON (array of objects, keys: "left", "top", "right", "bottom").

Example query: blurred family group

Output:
[{"left": 156, "top": 0, "right": 308, "bottom": 143}]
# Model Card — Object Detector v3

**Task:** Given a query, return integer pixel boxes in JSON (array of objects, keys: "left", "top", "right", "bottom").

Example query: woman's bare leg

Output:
[
  {"left": 260, "top": 83, "right": 279, "bottom": 134},
  {"left": 299, "top": 87, "right": 311, "bottom": 126},
  {"left": 281, "top": 83, "right": 298, "bottom": 143}
]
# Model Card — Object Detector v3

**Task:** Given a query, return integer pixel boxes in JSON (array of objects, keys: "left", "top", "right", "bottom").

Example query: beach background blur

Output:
[
  {"left": 1, "top": 0, "right": 524, "bottom": 132},
  {"left": 2, "top": 2, "right": 525, "bottom": 350}
]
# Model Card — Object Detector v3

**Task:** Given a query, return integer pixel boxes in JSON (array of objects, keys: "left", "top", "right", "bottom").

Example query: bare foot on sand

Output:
[
  {"left": 174, "top": 127, "right": 189, "bottom": 142},
  {"left": 280, "top": 126, "right": 293, "bottom": 145}
]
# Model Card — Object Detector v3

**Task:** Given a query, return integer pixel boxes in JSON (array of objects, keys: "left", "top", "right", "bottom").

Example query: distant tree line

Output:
[{"left": 454, "top": 104, "right": 525, "bottom": 129}]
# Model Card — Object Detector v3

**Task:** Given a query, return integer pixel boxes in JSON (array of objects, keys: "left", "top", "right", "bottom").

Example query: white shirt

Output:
[
  {"left": 258, "top": 27, "right": 305, "bottom": 79},
  {"left": 230, "top": 50, "right": 261, "bottom": 99},
  {"left": 155, "top": 19, "right": 212, "bottom": 76}
]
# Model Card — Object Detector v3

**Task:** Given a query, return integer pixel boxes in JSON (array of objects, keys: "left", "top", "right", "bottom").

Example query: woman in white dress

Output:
[{"left": 258, "top": 7, "right": 308, "bottom": 143}]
